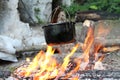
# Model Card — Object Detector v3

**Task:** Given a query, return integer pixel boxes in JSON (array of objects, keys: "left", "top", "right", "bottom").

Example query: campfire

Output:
[
  {"left": 0, "top": 20, "right": 114, "bottom": 80},
  {"left": 10, "top": 20, "right": 120, "bottom": 80}
]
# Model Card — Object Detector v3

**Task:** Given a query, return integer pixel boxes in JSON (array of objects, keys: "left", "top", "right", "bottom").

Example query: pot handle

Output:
[{"left": 48, "top": 6, "right": 71, "bottom": 24}]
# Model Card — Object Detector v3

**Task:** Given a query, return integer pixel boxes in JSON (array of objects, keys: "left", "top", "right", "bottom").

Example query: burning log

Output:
[
  {"left": 102, "top": 39, "right": 120, "bottom": 47},
  {"left": 78, "top": 20, "right": 95, "bottom": 43},
  {"left": 79, "top": 20, "right": 120, "bottom": 53},
  {"left": 95, "top": 38, "right": 120, "bottom": 53},
  {"left": 75, "top": 10, "right": 120, "bottom": 22},
  {"left": 78, "top": 19, "right": 120, "bottom": 70}
]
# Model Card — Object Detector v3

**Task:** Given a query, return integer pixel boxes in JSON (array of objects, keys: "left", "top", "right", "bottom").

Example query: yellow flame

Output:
[
  {"left": 82, "top": 27, "right": 94, "bottom": 62},
  {"left": 61, "top": 43, "right": 80, "bottom": 71}
]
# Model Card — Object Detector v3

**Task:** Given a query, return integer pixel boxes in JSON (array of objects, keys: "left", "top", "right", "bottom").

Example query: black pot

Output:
[{"left": 42, "top": 21, "right": 76, "bottom": 45}]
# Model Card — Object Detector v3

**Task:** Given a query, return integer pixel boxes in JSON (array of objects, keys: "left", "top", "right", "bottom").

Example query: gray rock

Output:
[
  {"left": 23, "top": 36, "right": 46, "bottom": 50},
  {"left": 18, "top": 0, "right": 52, "bottom": 23},
  {"left": 0, "top": 0, "right": 32, "bottom": 39},
  {"left": 0, "top": 52, "right": 18, "bottom": 62},
  {"left": 62, "top": 0, "right": 72, "bottom": 6},
  {"left": 0, "top": 35, "right": 16, "bottom": 54}
]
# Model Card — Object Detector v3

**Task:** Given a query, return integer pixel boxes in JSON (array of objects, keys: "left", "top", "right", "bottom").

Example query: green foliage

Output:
[
  {"left": 63, "top": 0, "right": 120, "bottom": 17},
  {"left": 34, "top": 8, "right": 44, "bottom": 24},
  {"left": 35, "top": 15, "right": 43, "bottom": 24},
  {"left": 87, "top": 0, "right": 120, "bottom": 13},
  {"left": 34, "top": 7, "right": 40, "bottom": 14},
  {"left": 63, "top": 3, "right": 89, "bottom": 17}
]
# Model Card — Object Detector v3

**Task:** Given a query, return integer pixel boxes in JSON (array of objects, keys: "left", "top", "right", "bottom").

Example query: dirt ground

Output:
[{"left": 0, "top": 20, "right": 120, "bottom": 73}]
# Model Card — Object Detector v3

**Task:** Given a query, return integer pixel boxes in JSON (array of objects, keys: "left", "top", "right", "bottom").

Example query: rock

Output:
[
  {"left": 62, "top": 0, "right": 72, "bottom": 6},
  {"left": 0, "top": 0, "right": 32, "bottom": 40},
  {"left": 0, "top": 52, "right": 18, "bottom": 62},
  {"left": 23, "top": 36, "right": 46, "bottom": 50},
  {"left": 17, "top": 0, "right": 73, "bottom": 24},
  {"left": 6, "top": 76, "right": 17, "bottom": 80},
  {"left": 11, "top": 38, "right": 24, "bottom": 51},
  {"left": 0, "top": 0, "right": 44, "bottom": 62},
  {"left": 116, "top": 51, "right": 120, "bottom": 57},
  {"left": 0, "top": 35, "right": 16, "bottom": 54},
  {"left": 18, "top": 0, "right": 52, "bottom": 23},
  {"left": 0, "top": 35, "right": 25, "bottom": 62}
]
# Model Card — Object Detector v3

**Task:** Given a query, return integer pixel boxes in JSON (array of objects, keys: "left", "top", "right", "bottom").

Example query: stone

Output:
[
  {"left": 0, "top": 52, "right": 18, "bottom": 62},
  {"left": 0, "top": 0, "right": 29, "bottom": 61},
  {"left": 0, "top": 35, "right": 16, "bottom": 54},
  {"left": 62, "top": 0, "right": 72, "bottom": 6},
  {"left": 0, "top": 0, "right": 49, "bottom": 62},
  {"left": 0, "top": 0, "right": 32, "bottom": 40},
  {"left": 23, "top": 36, "right": 46, "bottom": 50},
  {"left": 18, "top": 0, "right": 52, "bottom": 23}
]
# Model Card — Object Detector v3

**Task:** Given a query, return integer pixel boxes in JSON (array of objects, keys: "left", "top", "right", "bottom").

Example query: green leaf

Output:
[{"left": 89, "top": 5, "right": 98, "bottom": 10}]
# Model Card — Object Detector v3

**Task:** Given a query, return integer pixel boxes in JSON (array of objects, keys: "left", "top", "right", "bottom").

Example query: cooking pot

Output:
[
  {"left": 42, "top": 21, "right": 76, "bottom": 45},
  {"left": 42, "top": 6, "right": 76, "bottom": 45}
]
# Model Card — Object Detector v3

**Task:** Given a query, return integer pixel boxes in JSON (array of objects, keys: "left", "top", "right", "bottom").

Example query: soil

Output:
[{"left": 0, "top": 20, "right": 120, "bottom": 74}]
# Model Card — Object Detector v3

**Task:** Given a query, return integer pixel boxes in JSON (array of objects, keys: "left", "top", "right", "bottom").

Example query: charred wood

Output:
[{"left": 75, "top": 10, "right": 120, "bottom": 22}]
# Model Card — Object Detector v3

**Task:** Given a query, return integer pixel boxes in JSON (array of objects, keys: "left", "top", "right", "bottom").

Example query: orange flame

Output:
[
  {"left": 82, "top": 27, "right": 94, "bottom": 62},
  {"left": 15, "top": 44, "right": 80, "bottom": 80}
]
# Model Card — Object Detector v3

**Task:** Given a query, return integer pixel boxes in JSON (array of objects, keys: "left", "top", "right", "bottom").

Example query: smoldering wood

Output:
[
  {"left": 78, "top": 38, "right": 120, "bottom": 53},
  {"left": 92, "top": 38, "right": 120, "bottom": 53},
  {"left": 96, "top": 39, "right": 120, "bottom": 53},
  {"left": 102, "top": 39, "right": 120, "bottom": 47},
  {"left": 75, "top": 10, "right": 120, "bottom": 22},
  {"left": 78, "top": 20, "right": 96, "bottom": 70}
]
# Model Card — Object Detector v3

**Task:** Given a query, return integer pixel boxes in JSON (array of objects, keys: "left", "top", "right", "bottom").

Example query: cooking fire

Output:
[{"left": 10, "top": 20, "right": 120, "bottom": 80}]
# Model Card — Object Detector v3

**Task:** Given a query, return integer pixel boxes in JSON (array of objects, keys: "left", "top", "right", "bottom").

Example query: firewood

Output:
[
  {"left": 102, "top": 39, "right": 120, "bottom": 47},
  {"left": 78, "top": 20, "right": 95, "bottom": 43},
  {"left": 75, "top": 10, "right": 120, "bottom": 22},
  {"left": 78, "top": 20, "right": 120, "bottom": 53},
  {"left": 95, "top": 38, "right": 120, "bottom": 53}
]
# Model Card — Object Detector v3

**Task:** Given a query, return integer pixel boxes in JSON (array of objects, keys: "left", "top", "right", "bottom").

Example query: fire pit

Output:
[{"left": 0, "top": 20, "right": 120, "bottom": 80}]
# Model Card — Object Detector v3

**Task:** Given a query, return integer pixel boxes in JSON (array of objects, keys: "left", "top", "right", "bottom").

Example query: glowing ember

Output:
[{"left": 14, "top": 21, "right": 109, "bottom": 79}]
